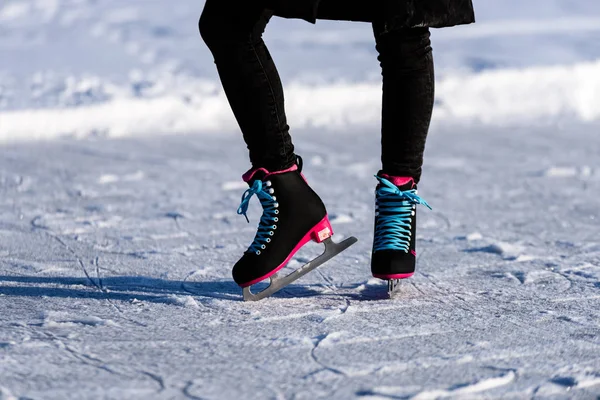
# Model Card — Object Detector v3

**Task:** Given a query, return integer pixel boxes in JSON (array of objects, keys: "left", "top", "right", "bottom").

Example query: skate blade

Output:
[
  {"left": 388, "top": 279, "right": 401, "bottom": 298},
  {"left": 242, "top": 236, "right": 358, "bottom": 302}
]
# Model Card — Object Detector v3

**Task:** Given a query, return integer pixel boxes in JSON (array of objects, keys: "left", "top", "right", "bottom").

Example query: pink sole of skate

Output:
[
  {"left": 239, "top": 216, "right": 333, "bottom": 288},
  {"left": 373, "top": 273, "right": 414, "bottom": 280}
]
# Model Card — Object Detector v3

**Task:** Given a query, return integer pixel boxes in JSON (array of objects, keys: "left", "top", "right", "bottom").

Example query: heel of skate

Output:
[{"left": 310, "top": 218, "right": 333, "bottom": 243}]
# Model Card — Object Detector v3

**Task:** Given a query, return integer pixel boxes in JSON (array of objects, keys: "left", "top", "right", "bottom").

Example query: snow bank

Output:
[{"left": 1, "top": 59, "right": 600, "bottom": 142}]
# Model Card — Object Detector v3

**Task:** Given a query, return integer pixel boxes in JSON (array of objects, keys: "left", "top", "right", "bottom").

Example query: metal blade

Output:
[
  {"left": 242, "top": 236, "right": 358, "bottom": 302},
  {"left": 388, "top": 279, "right": 401, "bottom": 298}
]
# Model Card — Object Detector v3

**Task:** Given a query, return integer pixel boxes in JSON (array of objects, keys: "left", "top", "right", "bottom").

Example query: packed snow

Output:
[{"left": 1, "top": 0, "right": 600, "bottom": 399}]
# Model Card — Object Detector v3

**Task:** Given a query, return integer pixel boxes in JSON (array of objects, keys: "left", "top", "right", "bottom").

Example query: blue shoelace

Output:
[
  {"left": 373, "top": 176, "right": 432, "bottom": 253},
  {"left": 237, "top": 179, "right": 279, "bottom": 255}
]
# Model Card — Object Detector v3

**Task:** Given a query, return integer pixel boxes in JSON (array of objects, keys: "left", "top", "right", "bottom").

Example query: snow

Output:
[
  {"left": 3, "top": 1, "right": 600, "bottom": 140},
  {"left": 3, "top": 60, "right": 600, "bottom": 141},
  {"left": 1, "top": 0, "right": 600, "bottom": 398}
]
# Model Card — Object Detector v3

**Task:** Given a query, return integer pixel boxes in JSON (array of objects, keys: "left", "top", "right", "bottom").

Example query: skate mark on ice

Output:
[
  {"left": 46, "top": 232, "right": 103, "bottom": 289},
  {"left": 36, "top": 328, "right": 126, "bottom": 377},
  {"left": 37, "top": 327, "right": 165, "bottom": 393},
  {"left": 491, "top": 269, "right": 573, "bottom": 297},
  {"left": 305, "top": 333, "right": 347, "bottom": 379},
  {"left": 138, "top": 370, "right": 166, "bottom": 393},
  {"left": 182, "top": 381, "right": 205, "bottom": 400}
]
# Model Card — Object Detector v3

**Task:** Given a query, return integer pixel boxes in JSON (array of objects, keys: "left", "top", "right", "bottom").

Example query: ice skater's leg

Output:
[
  {"left": 200, "top": 0, "right": 295, "bottom": 171},
  {"left": 374, "top": 24, "right": 434, "bottom": 184},
  {"left": 370, "top": 25, "right": 434, "bottom": 291}
]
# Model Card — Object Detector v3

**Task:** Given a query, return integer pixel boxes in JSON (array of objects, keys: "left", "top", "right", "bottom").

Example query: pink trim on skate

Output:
[
  {"left": 373, "top": 272, "right": 414, "bottom": 280},
  {"left": 239, "top": 215, "right": 333, "bottom": 288},
  {"left": 379, "top": 174, "right": 415, "bottom": 188},
  {"left": 242, "top": 164, "right": 299, "bottom": 182},
  {"left": 411, "top": 250, "right": 416, "bottom": 256}
]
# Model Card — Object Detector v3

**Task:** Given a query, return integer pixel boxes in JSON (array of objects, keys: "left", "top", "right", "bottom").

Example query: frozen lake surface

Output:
[{"left": 1, "top": 124, "right": 599, "bottom": 399}]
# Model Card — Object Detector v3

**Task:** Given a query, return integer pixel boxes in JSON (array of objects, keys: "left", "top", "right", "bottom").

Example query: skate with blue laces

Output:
[
  {"left": 371, "top": 173, "right": 432, "bottom": 297},
  {"left": 234, "top": 157, "right": 358, "bottom": 301}
]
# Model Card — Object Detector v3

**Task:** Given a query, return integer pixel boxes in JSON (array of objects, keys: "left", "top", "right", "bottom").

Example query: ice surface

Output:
[{"left": 1, "top": 124, "right": 599, "bottom": 398}]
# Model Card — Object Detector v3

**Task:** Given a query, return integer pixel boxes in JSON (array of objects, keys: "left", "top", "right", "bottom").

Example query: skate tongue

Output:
[
  {"left": 242, "top": 168, "right": 268, "bottom": 184},
  {"left": 378, "top": 173, "right": 415, "bottom": 190},
  {"left": 242, "top": 164, "right": 299, "bottom": 183}
]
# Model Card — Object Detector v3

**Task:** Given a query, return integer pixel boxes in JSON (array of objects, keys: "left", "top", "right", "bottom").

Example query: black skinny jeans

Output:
[{"left": 200, "top": 0, "right": 434, "bottom": 183}]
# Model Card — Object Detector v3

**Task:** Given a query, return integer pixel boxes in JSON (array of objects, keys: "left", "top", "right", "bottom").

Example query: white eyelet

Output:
[
  {"left": 269, "top": 188, "right": 274, "bottom": 194},
  {"left": 266, "top": 181, "right": 272, "bottom": 187},
  {"left": 266, "top": 238, "right": 271, "bottom": 243},
  {"left": 274, "top": 210, "right": 279, "bottom": 214},
  {"left": 274, "top": 203, "right": 279, "bottom": 208},
  {"left": 404, "top": 250, "right": 409, "bottom": 253},
  {"left": 256, "top": 250, "right": 261, "bottom": 255},
  {"left": 272, "top": 196, "right": 277, "bottom": 201},
  {"left": 269, "top": 231, "right": 274, "bottom": 236},
  {"left": 375, "top": 212, "right": 379, "bottom": 216},
  {"left": 261, "top": 244, "right": 266, "bottom": 250},
  {"left": 274, "top": 217, "right": 279, "bottom": 222},
  {"left": 272, "top": 225, "right": 277, "bottom": 230}
]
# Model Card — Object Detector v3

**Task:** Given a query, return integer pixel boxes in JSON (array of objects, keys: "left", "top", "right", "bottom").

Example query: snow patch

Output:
[
  {"left": 160, "top": 294, "right": 200, "bottom": 309},
  {"left": 3, "top": 60, "right": 600, "bottom": 141},
  {"left": 456, "top": 232, "right": 483, "bottom": 241},
  {"left": 98, "top": 171, "right": 145, "bottom": 185},
  {"left": 98, "top": 174, "right": 119, "bottom": 184},
  {"left": 42, "top": 311, "right": 118, "bottom": 328},
  {"left": 471, "top": 241, "right": 527, "bottom": 260},
  {"left": 411, "top": 371, "right": 516, "bottom": 399},
  {"left": 466, "top": 232, "right": 483, "bottom": 241}
]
